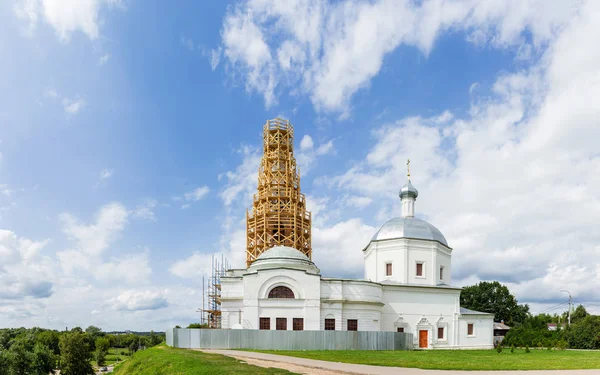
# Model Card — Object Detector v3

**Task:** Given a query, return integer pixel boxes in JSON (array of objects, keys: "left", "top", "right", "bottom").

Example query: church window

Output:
[
  {"left": 438, "top": 327, "right": 444, "bottom": 339},
  {"left": 324, "top": 319, "right": 335, "bottom": 330},
  {"left": 268, "top": 286, "right": 295, "bottom": 299},
  {"left": 293, "top": 318, "right": 304, "bottom": 331},
  {"left": 397, "top": 327, "right": 404, "bottom": 333},
  {"left": 467, "top": 323, "right": 474, "bottom": 336},
  {"left": 440, "top": 266, "right": 444, "bottom": 280},
  {"left": 276, "top": 318, "right": 287, "bottom": 330},
  {"left": 259, "top": 317, "right": 270, "bottom": 330},
  {"left": 347, "top": 319, "right": 358, "bottom": 331},
  {"left": 416, "top": 262, "right": 424, "bottom": 277},
  {"left": 385, "top": 263, "right": 392, "bottom": 276}
]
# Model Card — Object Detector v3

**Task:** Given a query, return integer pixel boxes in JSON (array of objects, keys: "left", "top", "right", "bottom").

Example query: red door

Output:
[{"left": 419, "top": 330, "right": 428, "bottom": 348}]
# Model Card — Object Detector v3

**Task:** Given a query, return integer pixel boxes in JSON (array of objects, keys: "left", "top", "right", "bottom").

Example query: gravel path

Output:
[{"left": 202, "top": 350, "right": 600, "bottom": 375}]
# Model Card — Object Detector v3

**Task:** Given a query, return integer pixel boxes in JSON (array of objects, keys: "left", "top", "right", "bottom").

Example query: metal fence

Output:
[{"left": 166, "top": 328, "right": 413, "bottom": 350}]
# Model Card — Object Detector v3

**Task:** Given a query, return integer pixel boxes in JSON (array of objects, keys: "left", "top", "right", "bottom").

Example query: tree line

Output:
[
  {"left": 0, "top": 326, "right": 164, "bottom": 375},
  {"left": 461, "top": 281, "right": 600, "bottom": 349}
]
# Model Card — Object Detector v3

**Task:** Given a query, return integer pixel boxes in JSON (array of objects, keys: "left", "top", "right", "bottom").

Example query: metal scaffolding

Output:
[
  {"left": 246, "top": 118, "right": 312, "bottom": 267},
  {"left": 198, "top": 254, "right": 229, "bottom": 329}
]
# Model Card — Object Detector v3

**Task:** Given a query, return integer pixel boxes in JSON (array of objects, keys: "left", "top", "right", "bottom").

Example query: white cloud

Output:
[
  {"left": 109, "top": 289, "right": 168, "bottom": 311},
  {"left": 169, "top": 252, "right": 214, "bottom": 279},
  {"left": 62, "top": 97, "right": 85, "bottom": 114},
  {"left": 312, "top": 218, "right": 376, "bottom": 278},
  {"left": 132, "top": 200, "right": 157, "bottom": 221},
  {"left": 299, "top": 135, "right": 314, "bottom": 150},
  {"left": 297, "top": 135, "right": 334, "bottom": 175},
  {"left": 346, "top": 196, "right": 373, "bottom": 209},
  {"left": 219, "top": 145, "right": 261, "bottom": 207},
  {"left": 43, "top": 87, "right": 58, "bottom": 98},
  {"left": 180, "top": 36, "right": 195, "bottom": 51},
  {"left": 210, "top": 47, "right": 222, "bottom": 70},
  {"left": 184, "top": 186, "right": 210, "bottom": 202},
  {"left": 316, "top": 0, "right": 600, "bottom": 303},
  {"left": 14, "top": 0, "right": 123, "bottom": 42},
  {"left": 100, "top": 168, "right": 113, "bottom": 180},
  {"left": 0, "top": 185, "right": 13, "bottom": 197},
  {"left": 0, "top": 229, "right": 54, "bottom": 300},
  {"left": 59, "top": 202, "right": 128, "bottom": 256},
  {"left": 98, "top": 53, "right": 111, "bottom": 65},
  {"left": 96, "top": 252, "right": 152, "bottom": 284},
  {"left": 219, "top": 0, "right": 580, "bottom": 113}
]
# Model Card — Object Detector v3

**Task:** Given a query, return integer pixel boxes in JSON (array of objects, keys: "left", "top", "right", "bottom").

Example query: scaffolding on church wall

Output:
[
  {"left": 246, "top": 118, "right": 312, "bottom": 267},
  {"left": 198, "top": 254, "right": 228, "bottom": 329}
]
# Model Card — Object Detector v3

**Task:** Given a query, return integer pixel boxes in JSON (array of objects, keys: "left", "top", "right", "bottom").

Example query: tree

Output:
[
  {"left": 565, "top": 315, "right": 600, "bottom": 349},
  {"left": 571, "top": 305, "right": 589, "bottom": 325},
  {"left": 37, "top": 330, "right": 60, "bottom": 356},
  {"left": 95, "top": 337, "right": 110, "bottom": 367},
  {"left": 31, "top": 342, "right": 56, "bottom": 375},
  {"left": 460, "top": 281, "right": 530, "bottom": 325},
  {"left": 149, "top": 331, "right": 163, "bottom": 347},
  {"left": 128, "top": 341, "right": 137, "bottom": 356},
  {"left": 59, "top": 332, "right": 94, "bottom": 375},
  {"left": 5, "top": 339, "right": 34, "bottom": 375},
  {"left": 95, "top": 349, "right": 106, "bottom": 367}
]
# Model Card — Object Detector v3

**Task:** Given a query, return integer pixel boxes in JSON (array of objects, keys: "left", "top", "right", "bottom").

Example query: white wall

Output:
[
  {"left": 241, "top": 268, "right": 322, "bottom": 330},
  {"left": 365, "top": 238, "right": 452, "bottom": 287},
  {"left": 457, "top": 315, "right": 494, "bottom": 349},
  {"left": 381, "top": 285, "right": 460, "bottom": 348},
  {"left": 320, "top": 279, "right": 383, "bottom": 332}
]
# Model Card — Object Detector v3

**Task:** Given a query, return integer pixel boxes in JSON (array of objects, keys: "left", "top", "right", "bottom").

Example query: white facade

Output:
[{"left": 221, "top": 178, "right": 494, "bottom": 349}]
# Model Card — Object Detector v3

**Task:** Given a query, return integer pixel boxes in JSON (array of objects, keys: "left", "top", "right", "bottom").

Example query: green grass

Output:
[
  {"left": 112, "top": 344, "right": 298, "bottom": 375},
  {"left": 92, "top": 347, "right": 130, "bottom": 367},
  {"left": 254, "top": 348, "right": 600, "bottom": 370}
]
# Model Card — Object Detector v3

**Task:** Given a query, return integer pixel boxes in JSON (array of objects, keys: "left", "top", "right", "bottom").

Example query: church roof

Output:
[
  {"left": 399, "top": 180, "right": 418, "bottom": 199},
  {"left": 460, "top": 307, "right": 493, "bottom": 315},
  {"left": 248, "top": 246, "right": 320, "bottom": 274},
  {"left": 371, "top": 216, "right": 448, "bottom": 246}
]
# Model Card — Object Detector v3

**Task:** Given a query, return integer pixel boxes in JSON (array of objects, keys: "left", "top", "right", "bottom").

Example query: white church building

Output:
[{"left": 221, "top": 177, "right": 494, "bottom": 349}]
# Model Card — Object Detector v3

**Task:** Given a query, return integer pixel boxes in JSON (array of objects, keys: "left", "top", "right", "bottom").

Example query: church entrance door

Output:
[{"left": 419, "top": 330, "right": 428, "bottom": 348}]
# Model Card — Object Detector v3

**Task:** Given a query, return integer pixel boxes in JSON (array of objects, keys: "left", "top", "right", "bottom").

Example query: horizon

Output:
[{"left": 1, "top": 0, "right": 599, "bottom": 331}]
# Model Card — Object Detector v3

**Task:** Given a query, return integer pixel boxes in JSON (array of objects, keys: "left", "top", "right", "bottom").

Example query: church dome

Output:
[
  {"left": 248, "top": 246, "right": 320, "bottom": 274},
  {"left": 371, "top": 217, "right": 448, "bottom": 246},
  {"left": 399, "top": 180, "right": 418, "bottom": 199}
]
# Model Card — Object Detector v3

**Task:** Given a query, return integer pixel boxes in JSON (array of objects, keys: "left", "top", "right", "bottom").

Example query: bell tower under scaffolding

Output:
[{"left": 246, "top": 118, "right": 312, "bottom": 267}]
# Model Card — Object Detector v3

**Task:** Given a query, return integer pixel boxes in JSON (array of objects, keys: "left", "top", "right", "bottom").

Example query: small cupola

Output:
[{"left": 399, "top": 159, "right": 418, "bottom": 217}]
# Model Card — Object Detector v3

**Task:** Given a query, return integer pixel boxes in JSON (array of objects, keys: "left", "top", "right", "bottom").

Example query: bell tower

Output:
[{"left": 246, "top": 118, "right": 312, "bottom": 267}]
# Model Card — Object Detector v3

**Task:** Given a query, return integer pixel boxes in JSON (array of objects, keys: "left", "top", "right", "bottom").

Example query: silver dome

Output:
[
  {"left": 399, "top": 180, "right": 418, "bottom": 199},
  {"left": 371, "top": 216, "right": 448, "bottom": 246},
  {"left": 248, "top": 246, "right": 320, "bottom": 274}
]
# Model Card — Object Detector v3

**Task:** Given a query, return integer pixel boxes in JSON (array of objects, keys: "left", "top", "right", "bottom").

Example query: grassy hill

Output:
[
  {"left": 256, "top": 348, "right": 600, "bottom": 370},
  {"left": 113, "top": 344, "right": 296, "bottom": 375}
]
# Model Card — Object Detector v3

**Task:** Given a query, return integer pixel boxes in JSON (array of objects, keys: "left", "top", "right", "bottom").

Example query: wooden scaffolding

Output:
[{"left": 246, "top": 118, "right": 312, "bottom": 267}]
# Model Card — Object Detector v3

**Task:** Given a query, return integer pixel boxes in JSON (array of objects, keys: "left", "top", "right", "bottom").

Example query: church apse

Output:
[{"left": 246, "top": 118, "right": 312, "bottom": 267}]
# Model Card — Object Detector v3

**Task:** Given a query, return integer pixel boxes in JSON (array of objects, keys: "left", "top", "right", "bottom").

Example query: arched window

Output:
[{"left": 268, "top": 286, "right": 295, "bottom": 299}]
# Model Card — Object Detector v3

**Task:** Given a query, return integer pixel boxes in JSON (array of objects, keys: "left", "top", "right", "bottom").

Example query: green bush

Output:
[
  {"left": 496, "top": 345, "right": 503, "bottom": 353},
  {"left": 556, "top": 340, "right": 568, "bottom": 350},
  {"left": 510, "top": 345, "right": 515, "bottom": 353},
  {"left": 525, "top": 345, "right": 530, "bottom": 353}
]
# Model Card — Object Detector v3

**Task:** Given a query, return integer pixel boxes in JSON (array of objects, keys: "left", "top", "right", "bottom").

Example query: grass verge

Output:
[
  {"left": 254, "top": 349, "right": 600, "bottom": 370},
  {"left": 113, "top": 344, "right": 297, "bottom": 375}
]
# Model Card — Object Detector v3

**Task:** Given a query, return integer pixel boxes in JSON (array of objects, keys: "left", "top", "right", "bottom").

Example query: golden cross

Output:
[{"left": 407, "top": 159, "right": 411, "bottom": 180}]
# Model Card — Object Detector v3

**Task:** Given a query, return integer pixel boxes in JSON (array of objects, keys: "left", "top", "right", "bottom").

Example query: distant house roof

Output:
[
  {"left": 460, "top": 307, "right": 493, "bottom": 315},
  {"left": 493, "top": 322, "right": 511, "bottom": 330}
]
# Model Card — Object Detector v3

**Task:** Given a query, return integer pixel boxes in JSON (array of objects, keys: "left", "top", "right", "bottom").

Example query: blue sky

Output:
[{"left": 2, "top": 0, "right": 600, "bottom": 330}]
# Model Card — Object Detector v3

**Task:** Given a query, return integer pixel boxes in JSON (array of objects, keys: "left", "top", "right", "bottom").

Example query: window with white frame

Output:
[
  {"left": 467, "top": 323, "right": 475, "bottom": 336},
  {"left": 385, "top": 262, "right": 392, "bottom": 276},
  {"left": 416, "top": 262, "right": 424, "bottom": 277}
]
